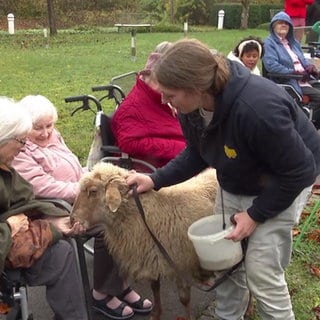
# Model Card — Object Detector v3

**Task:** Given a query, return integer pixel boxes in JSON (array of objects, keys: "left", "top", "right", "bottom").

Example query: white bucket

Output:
[{"left": 188, "top": 215, "right": 243, "bottom": 271}]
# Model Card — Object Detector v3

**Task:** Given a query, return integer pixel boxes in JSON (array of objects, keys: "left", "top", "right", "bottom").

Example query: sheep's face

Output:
[{"left": 71, "top": 169, "right": 130, "bottom": 228}]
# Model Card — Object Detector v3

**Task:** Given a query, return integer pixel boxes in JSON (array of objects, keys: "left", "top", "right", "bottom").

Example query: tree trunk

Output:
[
  {"left": 240, "top": 0, "right": 250, "bottom": 29},
  {"left": 170, "top": 0, "right": 174, "bottom": 24},
  {"left": 47, "top": 0, "right": 57, "bottom": 36}
]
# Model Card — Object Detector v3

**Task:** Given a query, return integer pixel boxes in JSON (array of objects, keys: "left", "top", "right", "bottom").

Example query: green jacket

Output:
[{"left": 0, "top": 165, "right": 68, "bottom": 272}]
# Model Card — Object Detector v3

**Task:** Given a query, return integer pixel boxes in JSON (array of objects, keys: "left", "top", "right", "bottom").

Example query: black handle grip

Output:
[
  {"left": 92, "top": 85, "right": 111, "bottom": 92},
  {"left": 65, "top": 95, "right": 87, "bottom": 103}
]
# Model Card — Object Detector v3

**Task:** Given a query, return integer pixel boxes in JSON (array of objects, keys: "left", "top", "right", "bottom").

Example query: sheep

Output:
[{"left": 71, "top": 162, "right": 218, "bottom": 320}]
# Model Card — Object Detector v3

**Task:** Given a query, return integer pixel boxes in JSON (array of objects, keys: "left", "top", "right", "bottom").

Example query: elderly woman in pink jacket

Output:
[
  {"left": 12, "top": 95, "right": 152, "bottom": 320},
  {"left": 12, "top": 98, "right": 84, "bottom": 204}
]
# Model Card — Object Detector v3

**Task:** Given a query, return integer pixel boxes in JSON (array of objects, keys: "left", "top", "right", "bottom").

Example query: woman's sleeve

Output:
[{"left": 0, "top": 223, "right": 12, "bottom": 272}]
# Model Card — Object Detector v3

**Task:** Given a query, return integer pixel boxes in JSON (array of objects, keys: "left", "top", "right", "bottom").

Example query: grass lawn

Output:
[
  {"left": 0, "top": 26, "right": 319, "bottom": 319},
  {"left": 0, "top": 27, "right": 269, "bottom": 163}
]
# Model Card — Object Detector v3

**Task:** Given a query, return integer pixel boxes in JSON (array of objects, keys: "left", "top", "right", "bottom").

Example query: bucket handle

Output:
[{"left": 221, "top": 188, "right": 227, "bottom": 230}]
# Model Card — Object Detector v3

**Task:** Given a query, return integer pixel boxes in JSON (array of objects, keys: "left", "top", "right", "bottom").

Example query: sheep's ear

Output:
[{"left": 105, "top": 184, "right": 122, "bottom": 212}]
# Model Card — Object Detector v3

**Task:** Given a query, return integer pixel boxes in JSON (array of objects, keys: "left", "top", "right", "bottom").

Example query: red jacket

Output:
[
  {"left": 285, "top": 0, "right": 314, "bottom": 18},
  {"left": 111, "top": 77, "right": 186, "bottom": 168}
]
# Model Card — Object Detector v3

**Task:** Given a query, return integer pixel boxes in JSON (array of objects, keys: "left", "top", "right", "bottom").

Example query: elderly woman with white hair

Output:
[
  {"left": 0, "top": 96, "right": 88, "bottom": 320},
  {"left": 12, "top": 94, "right": 153, "bottom": 320},
  {"left": 12, "top": 94, "right": 85, "bottom": 204}
]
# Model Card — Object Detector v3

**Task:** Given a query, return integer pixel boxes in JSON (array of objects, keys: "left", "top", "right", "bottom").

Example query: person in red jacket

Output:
[
  {"left": 285, "top": 0, "right": 314, "bottom": 42},
  {"left": 111, "top": 42, "right": 186, "bottom": 169}
]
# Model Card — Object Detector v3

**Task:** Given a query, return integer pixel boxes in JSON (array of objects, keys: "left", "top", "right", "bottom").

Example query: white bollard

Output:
[
  {"left": 184, "top": 21, "right": 188, "bottom": 37},
  {"left": 43, "top": 28, "right": 49, "bottom": 48},
  {"left": 131, "top": 29, "right": 136, "bottom": 61},
  {"left": 217, "top": 10, "right": 225, "bottom": 30},
  {"left": 7, "top": 13, "right": 14, "bottom": 35}
]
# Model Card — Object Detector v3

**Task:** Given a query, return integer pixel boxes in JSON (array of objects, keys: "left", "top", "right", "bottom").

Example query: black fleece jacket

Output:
[{"left": 151, "top": 60, "right": 320, "bottom": 223}]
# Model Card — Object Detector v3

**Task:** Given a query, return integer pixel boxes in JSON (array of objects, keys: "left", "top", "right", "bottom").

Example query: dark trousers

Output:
[
  {"left": 24, "top": 239, "right": 88, "bottom": 320},
  {"left": 86, "top": 225, "right": 124, "bottom": 296}
]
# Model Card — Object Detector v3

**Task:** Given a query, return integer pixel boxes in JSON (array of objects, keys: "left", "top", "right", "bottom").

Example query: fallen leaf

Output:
[
  {"left": 0, "top": 302, "right": 10, "bottom": 314},
  {"left": 310, "top": 265, "right": 320, "bottom": 277},
  {"left": 308, "top": 230, "right": 320, "bottom": 243},
  {"left": 292, "top": 228, "right": 300, "bottom": 237},
  {"left": 312, "top": 305, "right": 320, "bottom": 319},
  {"left": 300, "top": 210, "right": 309, "bottom": 220}
]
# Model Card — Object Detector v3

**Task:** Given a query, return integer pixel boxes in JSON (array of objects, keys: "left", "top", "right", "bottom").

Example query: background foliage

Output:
[
  {"left": 0, "top": 0, "right": 283, "bottom": 29},
  {"left": 0, "top": 19, "right": 319, "bottom": 320}
]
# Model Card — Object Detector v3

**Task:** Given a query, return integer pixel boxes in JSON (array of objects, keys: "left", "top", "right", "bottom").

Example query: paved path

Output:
[{"left": 23, "top": 252, "right": 217, "bottom": 320}]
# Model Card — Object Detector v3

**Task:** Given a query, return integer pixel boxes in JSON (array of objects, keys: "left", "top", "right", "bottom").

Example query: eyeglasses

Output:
[{"left": 13, "top": 137, "right": 27, "bottom": 146}]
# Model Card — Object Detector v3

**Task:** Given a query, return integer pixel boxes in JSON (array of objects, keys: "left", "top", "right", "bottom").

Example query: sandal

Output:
[
  {"left": 118, "top": 287, "right": 153, "bottom": 315},
  {"left": 92, "top": 295, "right": 134, "bottom": 320}
]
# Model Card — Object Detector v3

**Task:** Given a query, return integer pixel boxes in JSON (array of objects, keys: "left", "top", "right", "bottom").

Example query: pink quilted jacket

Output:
[{"left": 12, "top": 129, "right": 86, "bottom": 203}]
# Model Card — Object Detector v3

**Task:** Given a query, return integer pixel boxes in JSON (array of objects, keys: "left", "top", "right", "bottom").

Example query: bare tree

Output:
[
  {"left": 240, "top": 0, "right": 250, "bottom": 29},
  {"left": 47, "top": 0, "right": 57, "bottom": 35}
]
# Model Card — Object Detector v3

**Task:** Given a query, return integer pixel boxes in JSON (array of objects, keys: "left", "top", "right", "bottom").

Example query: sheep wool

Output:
[{"left": 72, "top": 162, "right": 218, "bottom": 320}]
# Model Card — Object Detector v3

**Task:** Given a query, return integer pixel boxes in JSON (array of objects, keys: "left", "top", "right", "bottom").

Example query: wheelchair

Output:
[
  {"left": 91, "top": 70, "right": 137, "bottom": 109},
  {"left": 262, "top": 63, "right": 320, "bottom": 130},
  {"left": 65, "top": 74, "right": 156, "bottom": 256},
  {"left": 0, "top": 199, "right": 93, "bottom": 320},
  {"left": 0, "top": 269, "right": 31, "bottom": 320},
  {"left": 65, "top": 71, "right": 156, "bottom": 173}
]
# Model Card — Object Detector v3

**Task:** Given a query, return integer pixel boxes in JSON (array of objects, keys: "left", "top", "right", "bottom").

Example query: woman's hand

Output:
[
  {"left": 46, "top": 216, "right": 86, "bottom": 236},
  {"left": 225, "top": 211, "right": 258, "bottom": 242},
  {"left": 125, "top": 171, "right": 155, "bottom": 194},
  {"left": 6, "top": 214, "right": 29, "bottom": 237}
]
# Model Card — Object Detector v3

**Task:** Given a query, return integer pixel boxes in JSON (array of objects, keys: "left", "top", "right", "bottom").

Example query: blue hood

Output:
[{"left": 270, "top": 11, "right": 295, "bottom": 43}]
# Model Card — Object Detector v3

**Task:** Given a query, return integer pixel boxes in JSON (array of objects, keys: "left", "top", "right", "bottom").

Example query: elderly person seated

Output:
[
  {"left": 111, "top": 42, "right": 186, "bottom": 169},
  {"left": 12, "top": 94, "right": 152, "bottom": 320},
  {"left": 263, "top": 11, "right": 320, "bottom": 128},
  {"left": 0, "top": 96, "right": 88, "bottom": 320}
]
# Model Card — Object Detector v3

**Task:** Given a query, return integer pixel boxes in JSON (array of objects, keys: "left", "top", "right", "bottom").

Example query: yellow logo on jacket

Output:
[{"left": 224, "top": 145, "right": 237, "bottom": 159}]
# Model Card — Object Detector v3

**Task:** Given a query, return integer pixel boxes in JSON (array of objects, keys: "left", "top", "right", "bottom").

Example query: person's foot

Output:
[
  {"left": 92, "top": 293, "right": 134, "bottom": 320},
  {"left": 118, "top": 286, "right": 153, "bottom": 314}
]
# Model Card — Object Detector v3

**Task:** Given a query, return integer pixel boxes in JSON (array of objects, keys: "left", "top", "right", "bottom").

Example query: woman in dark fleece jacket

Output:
[{"left": 126, "top": 38, "right": 320, "bottom": 320}]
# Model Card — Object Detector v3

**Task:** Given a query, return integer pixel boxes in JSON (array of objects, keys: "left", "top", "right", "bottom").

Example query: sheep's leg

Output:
[
  {"left": 177, "top": 281, "right": 193, "bottom": 320},
  {"left": 150, "top": 278, "right": 161, "bottom": 320}
]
